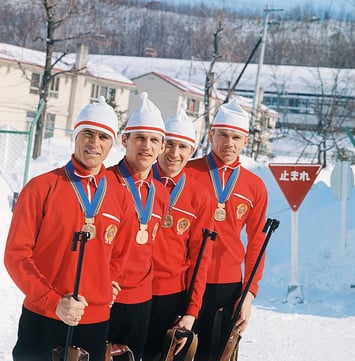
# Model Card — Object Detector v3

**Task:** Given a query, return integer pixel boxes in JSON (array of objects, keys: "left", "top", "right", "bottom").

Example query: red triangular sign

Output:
[{"left": 268, "top": 163, "right": 322, "bottom": 211}]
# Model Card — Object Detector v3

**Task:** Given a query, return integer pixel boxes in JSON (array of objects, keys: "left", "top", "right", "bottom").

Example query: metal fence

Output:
[{"left": 0, "top": 100, "right": 45, "bottom": 210}]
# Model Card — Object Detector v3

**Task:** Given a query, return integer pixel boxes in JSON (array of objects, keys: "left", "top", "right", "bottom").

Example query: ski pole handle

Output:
[{"left": 71, "top": 231, "right": 90, "bottom": 300}]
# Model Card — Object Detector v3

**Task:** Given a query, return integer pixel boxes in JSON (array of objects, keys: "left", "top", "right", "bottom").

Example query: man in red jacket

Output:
[
  {"left": 143, "top": 104, "right": 214, "bottom": 360},
  {"left": 4, "top": 96, "right": 135, "bottom": 361},
  {"left": 107, "top": 92, "right": 170, "bottom": 361},
  {"left": 186, "top": 98, "right": 268, "bottom": 360}
]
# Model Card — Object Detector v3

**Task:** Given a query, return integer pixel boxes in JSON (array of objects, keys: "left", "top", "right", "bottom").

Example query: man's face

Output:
[
  {"left": 74, "top": 128, "right": 112, "bottom": 174},
  {"left": 208, "top": 128, "right": 249, "bottom": 165},
  {"left": 158, "top": 139, "right": 194, "bottom": 177},
  {"left": 122, "top": 131, "right": 165, "bottom": 173}
]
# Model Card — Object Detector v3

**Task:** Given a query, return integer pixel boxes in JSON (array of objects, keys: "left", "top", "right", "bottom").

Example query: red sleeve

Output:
[
  {"left": 243, "top": 175, "right": 268, "bottom": 296},
  {"left": 4, "top": 176, "right": 62, "bottom": 313}
]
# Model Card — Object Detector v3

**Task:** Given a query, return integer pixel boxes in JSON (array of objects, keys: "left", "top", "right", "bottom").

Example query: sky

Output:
[
  {"left": 170, "top": 0, "right": 354, "bottom": 16},
  {"left": 1, "top": 131, "right": 355, "bottom": 361}
]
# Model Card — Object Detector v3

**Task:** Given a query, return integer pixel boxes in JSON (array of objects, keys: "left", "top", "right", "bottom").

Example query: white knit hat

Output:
[
  {"left": 73, "top": 96, "right": 118, "bottom": 142},
  {"left": 212, "top": 98, "right": 249, "bottom": 136},
  {"left": 124, "top": 92, "right": 166, "bottom": 137},
  {"left": 165, "top": 104, "right": 196, "bottom": 148}
]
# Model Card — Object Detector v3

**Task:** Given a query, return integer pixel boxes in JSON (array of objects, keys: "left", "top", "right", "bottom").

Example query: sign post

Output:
[
  {"left": 269, "top": 163, "right": 322, "bottom": 303},
  {"left": 330, "top": 161, "right": 354, "bottom": 257}
]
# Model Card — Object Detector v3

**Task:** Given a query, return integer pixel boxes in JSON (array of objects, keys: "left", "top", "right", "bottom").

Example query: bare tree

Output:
[
  {"left": 32, "top": 0, "right": 93, "bottom": 159},
  {"left": 195, "top": 22, "right": 223, "bottom": 156},
  {"left": 297, "top": 68, "right": 354, "bottom": 167}
]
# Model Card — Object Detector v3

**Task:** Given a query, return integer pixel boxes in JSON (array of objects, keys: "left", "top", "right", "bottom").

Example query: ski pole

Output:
[
  {"left": 215, "top": 218, "right": 280, "bottom": 361},
  {"left": 159, "top": 228, "right": 217, "bottom": 361},
  {"left": 62, "top": 231, "right": 90, "bottom": 361},
  {"left": 174, "top": 227, "right": 217, "bottom": 340},
  {"left": 183, "top": 228, "right": 218, "bottom": 314}
]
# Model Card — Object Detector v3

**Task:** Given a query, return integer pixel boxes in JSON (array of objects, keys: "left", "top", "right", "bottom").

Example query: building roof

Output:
[
  {"left": 0, "top": 43, "right": 134, "bottom": 86},
  {"left": 90, "top": 54, "right": 355, "bottom": 97},
  {"left": 134, "top": 71, "right": 279, "bottom": 117},
  {"left": 133, "top": 71, "right": 219, "bottom": 98}
]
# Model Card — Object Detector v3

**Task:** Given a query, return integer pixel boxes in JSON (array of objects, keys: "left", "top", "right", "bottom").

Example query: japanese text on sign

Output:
[{"left": 279, "top": 170, "right": 310, "bottom": 182}]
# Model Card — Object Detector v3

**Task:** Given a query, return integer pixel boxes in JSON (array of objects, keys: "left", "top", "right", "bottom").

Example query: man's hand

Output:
[
  {"left": 111, "top": 281, "right": 121, "bottom": 306},
  {"left": 55, "top": 294, "right": 88, "bottom": 326},
  {"left": 173, "top": 314, "right": 196, "bottom": 355},
  {"left": 232, "top": 291, "right": 254, "bottom": 335}
]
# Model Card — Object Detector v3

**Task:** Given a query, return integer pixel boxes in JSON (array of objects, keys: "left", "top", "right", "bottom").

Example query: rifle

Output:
[
  {"left": 159, "top": 228, "right": 218, "bottom": 361},
  {"left": 213, "top": 218, "right": 280, "bottom": 361},
  {"left": 52, "top": 231, "right": 91, "bottom": 361},
  {"left": 106, "top": 342, "right": 135, "bottom": 361}
]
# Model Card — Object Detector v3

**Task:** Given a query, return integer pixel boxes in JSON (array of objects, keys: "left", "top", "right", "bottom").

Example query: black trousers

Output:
[
  {"left": 109, "top": 300, "right": 152, "bottom": 361},
  {"left": 143, "top": 291, "right": 186, "bottom": 361},
  {"left": 193, "top": 282, "right": 242, "bottom": 361},
  {"left": 13, "top": 306, "right": 108, "bottom": 361}
]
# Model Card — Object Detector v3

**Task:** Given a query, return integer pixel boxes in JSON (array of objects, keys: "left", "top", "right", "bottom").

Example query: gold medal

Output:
[
  {"left": 162, "top": 212, "right": 173, "bottom": 228},
  {"left": 81, "top": 217, "right": 96, "bottom": 239},
  {"left": 136, "top": 224, "right": 149, "bottom": 244},
  {"left": 214, "top": 203, "right": 226, "bottom": 221}
]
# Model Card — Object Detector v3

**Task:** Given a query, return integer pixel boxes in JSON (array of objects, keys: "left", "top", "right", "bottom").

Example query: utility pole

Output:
[{"left": 250, "top": 5, "right": 282, "bottom": 158}]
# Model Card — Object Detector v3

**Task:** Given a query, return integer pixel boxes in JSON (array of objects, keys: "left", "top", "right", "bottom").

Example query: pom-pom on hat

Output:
[
  {"left": 73, "top": 96, "right": 118, "bottom": 142},
  {"left": 165, "top": 103, "right": 196, "bottom": 148},
  {"left": 212, "top": 98, "right": 249, "bottom": 136},
  {"left": 124, "top": 92, "right": 166, "bottom": 137}
]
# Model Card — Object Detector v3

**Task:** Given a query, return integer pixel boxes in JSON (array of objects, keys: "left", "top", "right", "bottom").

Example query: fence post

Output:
[
  {"left": 23, "top": 99, "right": 46, "bottom": 187},
  {"left": 344, "top": 127, "right": 355, "bottom": 148}
]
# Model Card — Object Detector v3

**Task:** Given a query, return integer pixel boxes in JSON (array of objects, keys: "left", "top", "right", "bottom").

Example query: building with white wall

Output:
[{"left": 0, "top": 43, "right": 136, "bottom": 139}]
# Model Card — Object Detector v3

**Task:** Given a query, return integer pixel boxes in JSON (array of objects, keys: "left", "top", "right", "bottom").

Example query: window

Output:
[
  {"left": 91, "top": 83, "right": 116, "bottom": 103},
  {"left": 30, "top": 73, "right": 41, "bottom": 94},
  {"left": 107, "top": 87, "right": 116, "bottom": 103},
  {"left": 187, "top": 98, "right": 200, "bottom": 115},
  {"left": 44, "top": 114, "right": 56, "bottom": 139},
  {"left": 91, "top": 84, "right": 100, "bottom": 99},
  {"left": 29, "top": 72, "right": 60, "bottom": 98},
  {"left": 26, "top": 112, "right": 55, "bottom": 138},
  {"left": 26, "top": 111, "right": 36, "bottom": 132},
  {"left": 49, "top": 77, "right": 60, "bottom": 98}
]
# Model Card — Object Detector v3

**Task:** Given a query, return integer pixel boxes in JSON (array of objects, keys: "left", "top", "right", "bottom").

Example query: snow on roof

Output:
[
  {"left": 90, "top": 54, "right": 355, "bottom": 97},
  {"left": 2, "top": 42, "right": 353, "bottom": 96},
  {"left": 0, "top": 43, "right": 46, "bottom": 67},
  {"left": 0, "top": 43, "right": 134, "bottom": 86}
]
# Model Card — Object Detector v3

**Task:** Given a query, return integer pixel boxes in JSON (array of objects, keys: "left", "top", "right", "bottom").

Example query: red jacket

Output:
[
  {"left": 107, "top": 159, "right": 170, "bottom": 304},
  {"left": 152, "top": 164, "right": 214, "bottom": 318},
  {"left": 4, "top": 156, "right": 135, "bottom": 324},
  {"left": 185, "top": 152, "right": 268, "bottom": 296}
]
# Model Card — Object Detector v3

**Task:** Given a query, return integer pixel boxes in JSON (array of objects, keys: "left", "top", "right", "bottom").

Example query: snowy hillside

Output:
[{"left": 1, "top": 134, "right": 354, "bottom": 361}]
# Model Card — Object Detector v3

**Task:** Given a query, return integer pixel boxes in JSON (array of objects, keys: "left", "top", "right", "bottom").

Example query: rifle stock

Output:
[
  {"left": 217, "top": 323, "right": 241, "bottom": 361},
  {"left": 215, "top": 218, "right": 280, "bottom": 361}
]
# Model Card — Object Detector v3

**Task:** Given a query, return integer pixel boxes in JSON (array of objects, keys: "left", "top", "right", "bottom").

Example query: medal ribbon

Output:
[
  {"left": 167, "top": 174, "right": 186, "bottom": 208},
  {"left": 153, "top": 164, "right": 186, "bottom": 208},
  {"left": 206, "top": 152, "right": 240, "bottom": 204},
  {"left": 64, "top": 160, "right": 106, "bottom": 218},
  {"left": 118, "top": 161, "right": 155, "bottom": 225},
  {"left": 152, "top": 163, "right": 162, "bottom": 182}
]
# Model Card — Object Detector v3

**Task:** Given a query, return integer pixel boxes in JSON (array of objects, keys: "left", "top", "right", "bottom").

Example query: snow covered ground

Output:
[{"left": 1, "top": 135, "right": 355, "bottom": 361}]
